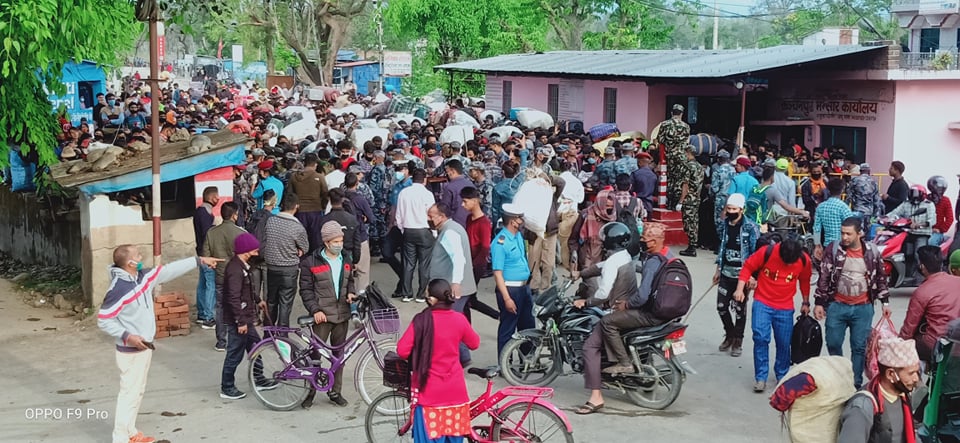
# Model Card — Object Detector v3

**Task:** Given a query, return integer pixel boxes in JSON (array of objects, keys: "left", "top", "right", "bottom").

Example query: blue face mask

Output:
[
  {"left": 394, "top": 171, "right": 405, "bottom": 181},
  {"left": 108, "top": 99, "right": 116, "bottom": 106},
  {"left": 587, "top": 158, "right": 597, "bottom": 165}
]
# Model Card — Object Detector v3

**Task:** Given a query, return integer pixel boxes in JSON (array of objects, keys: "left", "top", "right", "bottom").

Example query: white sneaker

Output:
[{"left": 401, "top": 296, "right": 414, "bottom": 303}]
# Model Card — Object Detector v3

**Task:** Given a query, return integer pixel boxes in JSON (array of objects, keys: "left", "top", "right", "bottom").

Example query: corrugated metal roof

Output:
[
  {"left": 336, "top": 60, "right": 379, "bottom": 68},
  {"left": 435, "top": 45, "right": 885, "bottom": 79}
]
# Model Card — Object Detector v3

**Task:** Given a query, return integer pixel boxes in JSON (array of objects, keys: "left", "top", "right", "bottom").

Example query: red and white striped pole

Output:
[{"left": 658, "top": 143, "right": 668, "bottom": 209}]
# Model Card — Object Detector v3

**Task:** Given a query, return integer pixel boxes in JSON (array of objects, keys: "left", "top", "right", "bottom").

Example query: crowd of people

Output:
[{"left": 89, "top": 77, "right": 960, "bottom": 443}]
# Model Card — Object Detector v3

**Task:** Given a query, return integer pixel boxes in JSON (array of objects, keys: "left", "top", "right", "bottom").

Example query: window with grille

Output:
[
  {"left": 547, "top": 84, "right": 559, "bottom": 119},
  {"left": 603, "top": 87, "right": 617, "bottom": 123}
]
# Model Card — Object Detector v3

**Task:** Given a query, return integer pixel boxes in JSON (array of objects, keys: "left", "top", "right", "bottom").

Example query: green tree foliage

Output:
[
  {"left": 582, "top": 0, "right": 674, "bottom": 50},
  {"left": 0, "top": 0, "right": 140, "bottom": 167},
  {"left": 385, "top": 0, "right": 548, "bottom": 95}
]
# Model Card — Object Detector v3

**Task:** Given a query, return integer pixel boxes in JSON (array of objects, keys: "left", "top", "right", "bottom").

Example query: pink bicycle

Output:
[{"left": 364, "top": 367, "right": 574, "bottom": 442}]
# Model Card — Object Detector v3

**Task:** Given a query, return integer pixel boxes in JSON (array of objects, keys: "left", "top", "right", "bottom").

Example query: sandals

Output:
[{"left": 575, "top": 401, "right": 604, "bottom": 415}]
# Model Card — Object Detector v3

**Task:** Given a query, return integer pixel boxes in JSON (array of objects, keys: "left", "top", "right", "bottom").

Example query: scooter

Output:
[{"left": 873, "top": 209, "right": 952, "bottom": 288}]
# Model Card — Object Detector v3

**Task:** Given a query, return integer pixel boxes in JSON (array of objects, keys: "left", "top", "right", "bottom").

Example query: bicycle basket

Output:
[
  {"left": 382, "top": 351, "right": 411, "bottom": 393},
  {"left": 371, "top": 307, "right": 402, "bottom": 334}
]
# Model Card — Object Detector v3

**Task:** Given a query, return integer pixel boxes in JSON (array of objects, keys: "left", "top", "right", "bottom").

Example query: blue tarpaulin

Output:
[{"left": 78, "top": 144, "right": 246, "bottom": 195}]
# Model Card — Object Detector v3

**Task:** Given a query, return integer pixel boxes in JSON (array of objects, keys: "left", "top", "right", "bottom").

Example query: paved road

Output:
[{"left": 0, "top": 249, "right": 915, "bottom": 442}]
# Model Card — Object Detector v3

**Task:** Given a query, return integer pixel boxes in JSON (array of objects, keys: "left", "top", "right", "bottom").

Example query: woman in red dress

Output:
[{"left": 397, "top": 279, "right": 481, "bottom": 443}]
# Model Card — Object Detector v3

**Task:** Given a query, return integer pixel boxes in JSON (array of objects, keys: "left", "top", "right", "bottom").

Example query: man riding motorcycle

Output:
[
  {"left": 884, "top": 185, "right": 937, "bottom": 284},
  {"left": 570, "top": 222, "right": 672, "bottom": 415},
  {"left": 926, "top": 175, "right": 953, "bottom": 247}
]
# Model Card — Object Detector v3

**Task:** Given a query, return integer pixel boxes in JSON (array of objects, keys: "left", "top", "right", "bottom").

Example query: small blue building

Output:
[
  {"left": 46, "top": 60, "right": 107, "bottom": 126},
  {"left": 334, "top": 60, "right": 401, "bottom": 95}
]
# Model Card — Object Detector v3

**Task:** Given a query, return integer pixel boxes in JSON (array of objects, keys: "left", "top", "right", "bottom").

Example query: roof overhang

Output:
[{"left": 435, "top": 45, "right": 887, "bottom": 81}]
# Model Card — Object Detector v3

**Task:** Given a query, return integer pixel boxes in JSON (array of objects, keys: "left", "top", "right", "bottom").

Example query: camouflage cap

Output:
[{"left": 672, "top": 104, "right": 685, "bottom": 113}]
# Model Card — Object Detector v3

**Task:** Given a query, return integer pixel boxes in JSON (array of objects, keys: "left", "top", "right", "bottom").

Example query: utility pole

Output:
[
  {"left": 712, "top": 0, "right": 720, "bottom": 50},
  {"left": 135, "top": 0, "right": 164, "bottom": 271},
  {"left": 376, "top": 0, "right": 385, "bottom": 95}
]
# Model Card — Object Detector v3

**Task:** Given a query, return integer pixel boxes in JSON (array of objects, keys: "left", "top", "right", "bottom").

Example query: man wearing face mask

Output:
[
  {"left": 837, "top": 337, "right": 922, "bottom": 443},
  {"left": 338, "top": 140, "right": 357, "bottom": 172},
  {"left": 491, "top": 203, "right": 536, "bottom": 356},
  {"left": 713, "top": 194, "right": 761, "bottom": 357},
  {"left": 801, "top": 162, "right": 828, "bottom": 221},
  {"left": 202, "top": 202, "right": 246, "bottom": 351},
  {"left": 98, "top": 246, "right": 220, "bottom": 443},
  {"left": 298, "top": 221, "right": 357, "bottom": 408},
  {"left": 193, "top": 187, "right": 219, "bottom": 331}
]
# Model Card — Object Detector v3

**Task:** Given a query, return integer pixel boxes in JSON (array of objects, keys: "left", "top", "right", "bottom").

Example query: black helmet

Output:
[
  {"left": 600, "top": 222, "right": 632, "bottom": 252},
  {"left": 927, "top": 175, "right": 948, "bottom": 197}
]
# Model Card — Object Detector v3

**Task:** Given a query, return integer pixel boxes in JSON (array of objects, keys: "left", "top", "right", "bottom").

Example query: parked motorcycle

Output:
[
  {"left": 498, "top": 279, "right": 696, "bottom": 410},
  {"left": 873, "top": 209, "right": 951, "bottom": 288}
]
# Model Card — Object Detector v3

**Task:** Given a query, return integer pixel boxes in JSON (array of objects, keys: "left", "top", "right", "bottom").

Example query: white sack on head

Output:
[
  {"left": 330, "top": 103, "right": 366, "bottom": 117},
  {"left": 513, "top": 177, "right": 554, "bottom": 237},
  {"left": 451, "top": 110, "right": 480, "bottom": 129},
  {"left": 280, "top": 118, "right": 318, "bottom": 142},
  {"left": 439, "top": 125, "right": 474, "bottom": 146},
  {"left": 351, "top": 128, "right": 389, "bottom": 149},
  {"left": 482, "top": 126, "right": 523, "bottom": 141},
  {"left": 517, "top": 110, "right": 554, "bottom": 130}
]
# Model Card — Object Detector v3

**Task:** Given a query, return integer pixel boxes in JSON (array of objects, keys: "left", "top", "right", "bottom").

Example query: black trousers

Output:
[
  {"left": 717, "top": 275, "right": 748, "bottom": 339},
  {"left": 400, "top": 228, "right": 434, "bottom": 298}
]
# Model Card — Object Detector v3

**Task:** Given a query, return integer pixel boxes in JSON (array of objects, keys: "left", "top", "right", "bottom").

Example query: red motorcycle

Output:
[{"left": 874, "top": 212, "right": 952, "bottom": 288}]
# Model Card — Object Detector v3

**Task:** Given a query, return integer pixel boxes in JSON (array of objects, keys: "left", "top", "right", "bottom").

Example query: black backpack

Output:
[
  {"left": 791, "top": 313, "right": 823, "bottom": 364},
  {"left": 615, "top": 197, "right": 642, "bottom": 257},
  {"left": 363, "top": 281, "right": 395, "bottom": 312},
  {"left": 646, "top": 257, "right": 693, "bottom": 320},
  {"left": 751, "top": 233, "right": 808, "bottom": 279}
]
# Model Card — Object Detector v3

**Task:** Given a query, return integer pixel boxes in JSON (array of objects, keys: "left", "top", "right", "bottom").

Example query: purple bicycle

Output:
[{"left": 246, "top": 294, "right": 401, "bottom": 411}]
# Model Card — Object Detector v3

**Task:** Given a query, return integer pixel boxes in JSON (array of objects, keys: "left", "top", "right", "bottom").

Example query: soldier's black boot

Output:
[{"left": 679, "top": 245, "right": 697, "bottom": 257}]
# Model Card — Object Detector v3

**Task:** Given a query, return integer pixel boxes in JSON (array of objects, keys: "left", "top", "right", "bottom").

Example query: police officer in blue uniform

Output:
[{"left": 491, "top": 203, "right": 536, "bottom": 356}]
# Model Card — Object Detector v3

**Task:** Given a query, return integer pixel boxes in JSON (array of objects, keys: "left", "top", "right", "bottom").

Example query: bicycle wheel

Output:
[
  {"left": 500, "top": 334, "right": 562, "bottom": 387},
  {"left": 364, "top": 391, "right": 413, "bottom": 443},
  {"left": 491, "top": 403, "right": 574, "bottom": 443},
  {"left": 625, "top": 347, "right": 683, "bottom": 410},
  {"left": 248, "top": 337, "right": 310, "bottom": 411},
  {"left": 355, "top": 339, "right": 398, "bottom": 409}
]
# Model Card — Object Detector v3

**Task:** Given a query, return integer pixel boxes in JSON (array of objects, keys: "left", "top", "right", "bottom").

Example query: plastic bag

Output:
[
  {"left": 517, "top": 110, "right": 554, "bottom": 130},
  {"left": 865, "top": 317, "right": 898, "bottom": 380},
  {"left": 439, "top": 125, "right": 474, "bottom": 146},
  {"left": 351, "top": 128, "right": 389, "bottom": 149}
]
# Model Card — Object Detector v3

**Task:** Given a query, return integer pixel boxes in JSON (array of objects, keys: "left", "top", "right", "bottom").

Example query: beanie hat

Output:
[
  {"left": 726, "top": 193, "right": 746, "bottom": 209},
  {"left": 321, "top": 221, "right": 345, "bottom": 242},
  {"left": 234, "top": 233, "right": 260, "bottom": 254}
]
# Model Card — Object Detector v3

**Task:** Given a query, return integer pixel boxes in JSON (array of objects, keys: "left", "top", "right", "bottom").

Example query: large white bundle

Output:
[
  {"left": 330, "top": 104, "right": 365, "bottom": 117},
  {"left": 560, "top": 171, "right": 585, "bottom": 204},
  {"left": 281, "top": 106, "right": 312, "bottom": 120},
  {"left": 374, "top": 93, "right": 389, "bottom": 103},
  {"left": 356, "top": 119, "right": 380, "bottom": 129},
  {"left": 281, "top": 118, "right": 318, "bottom": 142},
  {"left": 513, "top": 178, "right": 554, "bottom": 237},
  {"left": 482, "top": 126, "right": 522, "bottom": 141},
  {"left": 326, "top": 127, "right": 346, "bottom": 142},
  {"left": 439, "top": 125, "right": 474, "bottom": 146},
  {"left": 427, "top": 102, "right": 448, "bottom": 113},
  {"left": 351, "top": 128, "right": 389, "bottom": 149},
  {"left": 451, "top": 110, "right": 480, "bottom": 128},
  {"left": 517, "top": 110, "right": 554, "bottom": 130}
]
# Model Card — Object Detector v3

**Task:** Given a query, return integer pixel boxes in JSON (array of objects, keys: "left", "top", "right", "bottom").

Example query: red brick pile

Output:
[{"left": 154, "top": 292, "right": 191, "bottom": 338}]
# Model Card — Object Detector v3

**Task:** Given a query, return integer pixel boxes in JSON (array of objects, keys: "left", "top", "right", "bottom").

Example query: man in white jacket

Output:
[{"left": 98, "top": 245, "right": 219, "bottom": 443}]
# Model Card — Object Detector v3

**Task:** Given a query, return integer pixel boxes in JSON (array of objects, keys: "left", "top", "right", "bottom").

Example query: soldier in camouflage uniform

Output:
[
  {"left": 614, "top": 143, "right": 639, "bottom": 177},
  {"left": 594, "top": 146, "right": 618, "bottom": 186},
  {"left": 469, "top": 162, "right": 495, "bottom": 218},
  {"left": 679, "top": 145, "right": 704, "bottom": 257},
  {"left": 846, "top": 163, "right": 884, "bottom": 224},
  {"left": 482, "top": 150, "right": 504, "bottom": 184},
  {"left": 711, "top": 150, "right": 737, "bottom": 239},
  {"left": 657, "top": 104, "right": 691, "bottom": 208}
]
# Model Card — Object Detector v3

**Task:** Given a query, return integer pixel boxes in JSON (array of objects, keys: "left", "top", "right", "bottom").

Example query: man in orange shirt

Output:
[{"left": 735, "top": 235, "right": 812, "bottom": 392}]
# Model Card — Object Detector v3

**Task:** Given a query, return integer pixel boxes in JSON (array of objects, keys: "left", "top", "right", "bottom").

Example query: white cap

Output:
[
  {"left": 726, "top": 193, "right": 746, "bottom": 209},
  {"left": 501, "top": 203, "right": 524, "bottom": 218}
]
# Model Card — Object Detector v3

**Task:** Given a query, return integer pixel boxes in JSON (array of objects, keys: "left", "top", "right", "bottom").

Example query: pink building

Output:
[{"left": 438, "top": 45, "right": 960, "bottom": 187}]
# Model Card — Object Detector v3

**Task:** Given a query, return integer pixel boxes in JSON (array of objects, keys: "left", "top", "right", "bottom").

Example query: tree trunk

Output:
[
  {"left": 266, "top": 40, "right": 276, "bottom": 74},
  {"left": 319, "top": 15, "right": 350, "bottom": 88}
]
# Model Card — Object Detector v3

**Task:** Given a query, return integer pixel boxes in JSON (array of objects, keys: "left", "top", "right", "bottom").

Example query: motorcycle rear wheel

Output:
[
  {"left": 500, "top": 334, "right": 563, "bottom": 387},
  {"left": 625, "top": 348, "right": 683, "bottom": 410}
]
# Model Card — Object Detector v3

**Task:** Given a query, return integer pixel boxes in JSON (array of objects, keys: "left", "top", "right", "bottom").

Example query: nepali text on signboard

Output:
[
  {"left": 383, "top": 51, "right": 412, "bottom": 77},
  {"left": 778, "top": 100, "right": 880, "bottom": 123}
]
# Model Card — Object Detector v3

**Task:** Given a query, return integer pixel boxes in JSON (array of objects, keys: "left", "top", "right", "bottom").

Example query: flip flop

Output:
[{"left": 575, "top": 401, "right": 604, "bottom": 415}]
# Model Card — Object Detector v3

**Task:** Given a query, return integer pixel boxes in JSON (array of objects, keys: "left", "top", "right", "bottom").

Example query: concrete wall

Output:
[
  {"left": 81, "top": 194, "right": 198, "bottom": 307},
  {"left": 892, "top": 80, "right": 960, "bottom": 186},
  {"left": 0, "top": 186, "right": 81, "bottom": 267}
]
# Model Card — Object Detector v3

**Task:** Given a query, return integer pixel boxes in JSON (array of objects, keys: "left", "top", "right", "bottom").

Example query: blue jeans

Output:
[
  {"left": 221, "top": 323, "right": 262, "bottom": 391},
  {"left": 196, "top": 265, "right": 216, "bottom": 321},
  {"left": 751, "top": 300, "right": 794, "bottom": 383},
  {"left": 825, "top": 302, "right": 874, "bottom": 387},
  {"left": 495, "top": 286, "right": 536, "bottom": 357}
]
